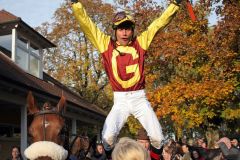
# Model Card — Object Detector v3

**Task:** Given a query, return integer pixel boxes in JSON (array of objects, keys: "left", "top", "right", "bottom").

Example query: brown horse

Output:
[{"left": 24, "top": 92, "right": 69, "bottom": 160}]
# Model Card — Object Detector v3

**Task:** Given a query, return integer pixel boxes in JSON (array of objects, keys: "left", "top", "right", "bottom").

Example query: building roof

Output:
[
  {"left": 0, "top": 9, "right": 17, "bottom": 23},
  {"left": 0, "top": 10, "right": 56, "bottom": 49},
  {"left": 0, "top": 51, "right": 107, "bottom": 117}
]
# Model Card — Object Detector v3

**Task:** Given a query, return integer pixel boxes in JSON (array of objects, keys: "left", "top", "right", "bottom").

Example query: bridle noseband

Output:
[{"left": 31, "top": 109, "right": 68, "bottom": 149}]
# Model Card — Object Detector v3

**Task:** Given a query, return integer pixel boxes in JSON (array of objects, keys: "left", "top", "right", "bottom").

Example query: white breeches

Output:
[{"left": 102, "top": 89, "right": 164, "bottom": 150}]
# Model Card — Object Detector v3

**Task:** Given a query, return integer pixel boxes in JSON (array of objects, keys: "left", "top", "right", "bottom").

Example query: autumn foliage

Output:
[
  {"left": 146, "top": 0, "right": 240, "bottom": 137},
  {"left": 37, "top": 0, "right": 240, "bottom": 138}
]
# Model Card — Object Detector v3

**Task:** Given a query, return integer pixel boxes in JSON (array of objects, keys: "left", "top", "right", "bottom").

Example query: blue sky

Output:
[
  {"left": 0, "top": 0, "right": 65, "bottom": 27},
  {"left": 0, "top": 0, "right": 218, "bottom": 28}
]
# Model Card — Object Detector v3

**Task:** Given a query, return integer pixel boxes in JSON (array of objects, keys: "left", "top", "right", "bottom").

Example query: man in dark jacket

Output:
[
  {"left": 231, "top": 138, "right": 240, "bottom": 150},
  {"left": 218, "top": 137, "right": 240, "bottom": 160}
]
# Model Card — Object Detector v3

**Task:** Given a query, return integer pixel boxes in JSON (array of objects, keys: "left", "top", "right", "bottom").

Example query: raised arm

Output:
[
  {"left": 137, "top": 1, "right": 180, "bottom": 51},
  {"left": 71, "top": 1, "right": 110, "bottom": 53}
]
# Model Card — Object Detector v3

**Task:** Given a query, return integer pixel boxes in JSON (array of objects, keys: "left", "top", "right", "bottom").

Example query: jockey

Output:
[{"left": 71, "top": 0, "right": 181, "bottom": 159}]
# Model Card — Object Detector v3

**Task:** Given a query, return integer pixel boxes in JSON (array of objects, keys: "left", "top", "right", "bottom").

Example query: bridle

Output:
[
  {"left": 33, "top": 110, "right": 60, "bottom": 140},
  {"left": 31, "top": 108, "right": 69, "bottom": 150},
  {"left": 26, "top": 92, "right": 69, "bottom": 159}
]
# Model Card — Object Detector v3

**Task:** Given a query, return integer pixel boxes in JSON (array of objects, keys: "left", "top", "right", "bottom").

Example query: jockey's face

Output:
[{"left": 115, "top": 22, "right": 134, "bottom": 46}]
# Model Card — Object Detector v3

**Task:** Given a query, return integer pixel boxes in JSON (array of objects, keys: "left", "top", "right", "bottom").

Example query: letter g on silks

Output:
[{"left": 71, "top": 0, "right": 181, "bottom": 159}]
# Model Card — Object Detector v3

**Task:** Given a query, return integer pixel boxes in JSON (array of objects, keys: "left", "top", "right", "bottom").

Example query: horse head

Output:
[{"left": 24, "top": 91, "right": 68, "bottom": 160}]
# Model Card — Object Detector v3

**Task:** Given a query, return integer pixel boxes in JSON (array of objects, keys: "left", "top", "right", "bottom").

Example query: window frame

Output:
[{"left": 12, "top": 29, "right": 43, "bottom": 78}]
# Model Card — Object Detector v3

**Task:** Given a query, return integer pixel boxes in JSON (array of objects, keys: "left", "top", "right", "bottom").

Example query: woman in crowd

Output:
[
  {"left": 191, "top": 150, "right": 205, "bottom": 160},
  {"left": 91, "top": 143, "right": 107, "bottom": 160},
  {"left": 6, "top": 146, "right": 23, "bottom": 160}
]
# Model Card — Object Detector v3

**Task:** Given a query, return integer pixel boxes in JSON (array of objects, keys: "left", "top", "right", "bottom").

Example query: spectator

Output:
[
  {"left": 6, "top": 146, "right": 23, "bottom": 160},
  {"left": 191, "top": 150, "right": 205, "bottom": 160},
  {"left": 188, "top": 139, "right": 195, "bottom": 147},
  {"left": 91, "top": 143, "right": 107, "bottom": 160},
  {"left": 79, "top": 133, "right": 91, "bottom": 159},
  {"left": 217, "top": 137, "right": 240, "bottom": 160},
  {"left": 196, "top": 138, "right": 207, "bottom": 149},
  {"left": 201, "top": 141, "right": 207, "bottom": 149},
  {"left": 162, "top": 140, "right": 182, "bottom": 160},
  {"left": 136, "top": 128, "right": 161, "bottom": 160},
  {"left": 195, "top": 138, "right": 208, "bottom": 158},
  {"left": 112, "top": 137, "right": 149, "bottom": 160},
  {"left": 181, "top": 144, "right": 192, "bottom": 160},
  {"left": 136, "top": 128, "right": 150, "bottom": 150},
  {"left": 231, "top": 138, "right": 240, "bottom": 150}
]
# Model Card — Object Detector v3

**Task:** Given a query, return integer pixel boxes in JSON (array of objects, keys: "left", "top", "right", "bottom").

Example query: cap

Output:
[
  {"left": 112, "top": 11, "right": 135, "bottom": 29},
  {"left": 136, "top": 128, "right": 149, "bottom": 140}
]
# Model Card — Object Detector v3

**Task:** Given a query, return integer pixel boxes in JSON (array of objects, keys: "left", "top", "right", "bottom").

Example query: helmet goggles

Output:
[{"left": 112, "top": 11, "right": 135, "bottom": 29}]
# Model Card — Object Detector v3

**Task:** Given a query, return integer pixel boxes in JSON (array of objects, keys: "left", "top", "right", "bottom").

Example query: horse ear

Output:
[
  {"left": 57, "top": 92, "right": 66, "bottom": 113},
  {"left": 27, "top": 91, "right": 39, "bottom": 115}
]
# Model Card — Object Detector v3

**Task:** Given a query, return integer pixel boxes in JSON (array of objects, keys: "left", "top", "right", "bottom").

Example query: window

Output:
[
  {"left": 30, "top": 55, "right": 39, "bottom": 77},
  {"left": 18, "top": 36, "right": 28, "bottom": 48},
  {"left": 29, "top": 43, "right": 41, "bottom": 77},
  {"left": 0, "top": 34, "right": 12, "bottom": 52},
  {"left": 0, "top": 124, "right": 20, "bottom": 138},
  {"left": 15, "top": 35, "right": 42, "bottom": 78},
  {"left": 30, "top": 44, "right": 40, "bottom": 56},
  {"left": 16, "top": 46, "right": 28, "bottom": 71}
]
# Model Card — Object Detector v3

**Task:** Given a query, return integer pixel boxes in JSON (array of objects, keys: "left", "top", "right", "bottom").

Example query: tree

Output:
[
  {"left": 146, "top": 0, "right": 240, "bottom": 138},
  {"left": 36, "top": 0, "right": 240, "bottom": 139},
  {"left": 36, "top": 0, "right": 116, "bottom": 111}
]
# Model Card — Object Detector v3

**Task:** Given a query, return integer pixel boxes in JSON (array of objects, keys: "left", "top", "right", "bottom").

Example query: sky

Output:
[
  {"left": 0, "top": 0, "right": 65, "bottom": 27},
  {"left": 0, "top": 0, "right": 218, "bottom": 28}
]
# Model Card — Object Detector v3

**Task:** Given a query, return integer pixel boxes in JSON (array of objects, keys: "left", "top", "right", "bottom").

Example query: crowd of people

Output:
[
  {"left": 124, "top": 129, "right": 240, "bottom": 160},
  {"left": 6, "top": 0, "right": 239, "bottom": 159},
  {"left": 66, "top": 128, "right": 240, "bottom": 160},
  {"left": 7, "top": 130, "right": 240, "bottom": 160},
  {"left": 6, "top": 127, "right": 240, "bottom": 160}
]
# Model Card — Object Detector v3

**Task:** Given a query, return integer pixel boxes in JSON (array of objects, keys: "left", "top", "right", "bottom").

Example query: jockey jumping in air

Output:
[{"left": 71, "top": 0, "right": 181, "bottom": 159}]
